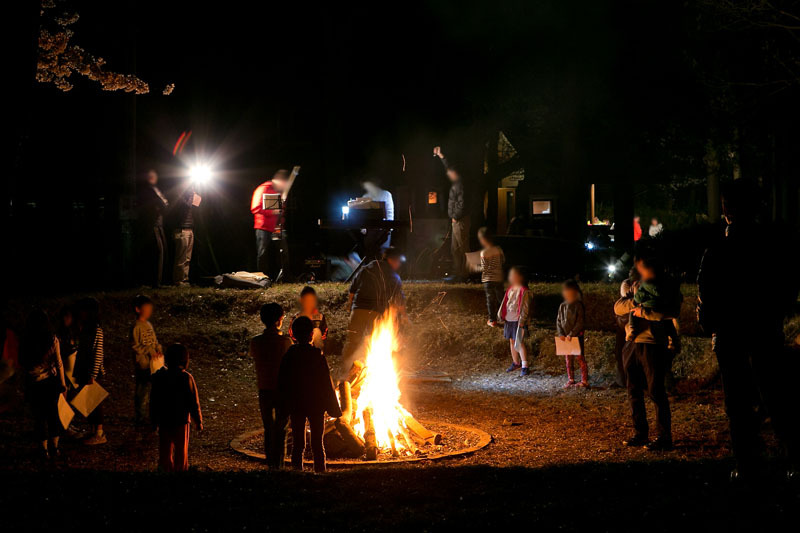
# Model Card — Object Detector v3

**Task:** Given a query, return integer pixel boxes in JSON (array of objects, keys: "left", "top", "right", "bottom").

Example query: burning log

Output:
[
  {"left": 403, "top": 414, "right": 442, "bottom": 445},
  {"left": 347, "top": 360, "right": 367, "bottom": 394},
  {"left": 324, "top": 419, "right": 338, "bottom": 435},
  {"left": 362, "top": 408, "right": 378, "bottom": 460},
  {"left": 335, "top": 418, "right": 365, "bottom": 454},
  {"left": 338, "top": 381, "right": 353, "bottom": 425},
  {"left": 322, "top": 418, "right": 365, "bottom": 459},
  {"left": 387, "top": 430, "right": 399, "bottom": 457}
]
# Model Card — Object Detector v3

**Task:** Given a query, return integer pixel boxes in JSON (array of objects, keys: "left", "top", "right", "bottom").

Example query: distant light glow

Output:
[
  {"left": 189, "top": 164, "right": 212, "bottom": 185},
  {"left": 585, "top": 242, "right": 595, "bottom": 250},
  {"left": 607, "top": 264, "right": 617, "bottom": 274}
]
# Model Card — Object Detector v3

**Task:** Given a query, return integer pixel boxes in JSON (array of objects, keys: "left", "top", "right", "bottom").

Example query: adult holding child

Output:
[{"left": 614, "top": 250, "right": 681, "bottom": 452}]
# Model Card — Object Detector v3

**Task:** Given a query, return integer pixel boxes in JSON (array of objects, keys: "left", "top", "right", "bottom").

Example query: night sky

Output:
[{"left": 8, "top": 1, "right": 743, "bottom": 286}]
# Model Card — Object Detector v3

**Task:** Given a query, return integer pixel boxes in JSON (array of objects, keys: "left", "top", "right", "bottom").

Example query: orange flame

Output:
[{"left": 351, "top": 310, "right": 412, "bottom": 452}]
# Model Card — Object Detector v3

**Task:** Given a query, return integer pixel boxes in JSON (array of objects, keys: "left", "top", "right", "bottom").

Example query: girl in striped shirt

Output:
[
  {"left": 478, "top": 227, "right": 505, "bottom": 327},
  {"left": 75, "top": 297, "right": 107, "bottom": 445}
]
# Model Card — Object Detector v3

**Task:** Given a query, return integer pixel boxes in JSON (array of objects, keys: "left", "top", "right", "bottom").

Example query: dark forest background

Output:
[{"left": 5, "top": 1, "right": 800, "bottom": 289}]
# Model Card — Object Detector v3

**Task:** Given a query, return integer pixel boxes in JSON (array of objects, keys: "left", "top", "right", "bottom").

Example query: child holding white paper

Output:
[
  {"left": 20, "top": 309, "right": 67, "bottom": 459},
  {"left": 557, "top": 279, "right": 588, "bottom": 388},
  {"left": 74, "top": 297, "right": 106, "bottom": 445},
  {"left": 497, "top": 266, "right": 534, "bottom": 376},
  {"left": 131, "top": 294, "right": 163, "bottom": 426}
]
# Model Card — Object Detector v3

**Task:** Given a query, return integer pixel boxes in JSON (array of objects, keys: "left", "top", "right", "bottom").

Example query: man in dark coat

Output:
[
  {"left": 697, "top": 179, "right": 800, "bottom": 482},
  {"left": 137, "top": 170, "right": 169, "bottom": 287},
  {"left": 278, "top": 317, "right": 342, "bottom": 472},
  {"left": 340, "top": 247, "right": 406, "bottom": 376},
  {"left": 434, "top": 146, "right": 469, "bottom": 281}
]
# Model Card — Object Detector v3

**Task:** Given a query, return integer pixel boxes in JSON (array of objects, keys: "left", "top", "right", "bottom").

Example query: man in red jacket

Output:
[{"left": 251, "top": 170, "right": 289, "bottom": 280}]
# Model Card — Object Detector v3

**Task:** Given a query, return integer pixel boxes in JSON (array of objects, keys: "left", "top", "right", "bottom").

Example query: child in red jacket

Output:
[{"left": 150, "top": 344, "right": 203, "bottom": 472}]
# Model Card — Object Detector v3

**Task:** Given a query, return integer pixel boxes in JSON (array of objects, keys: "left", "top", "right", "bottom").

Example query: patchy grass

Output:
[{"left": 2, "top": 283, "right": 798, "bottom": 531}]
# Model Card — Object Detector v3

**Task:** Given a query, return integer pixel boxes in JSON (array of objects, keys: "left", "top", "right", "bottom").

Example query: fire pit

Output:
[{"left": 231, "top": 311, "right": 491, "bottom": 465}]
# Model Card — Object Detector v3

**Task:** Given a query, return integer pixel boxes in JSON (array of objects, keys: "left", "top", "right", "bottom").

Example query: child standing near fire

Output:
[
  {"left": 557, "top": 279, "right": 589, "bottom": 388},
  {"left": 289, "top": 286, "right": 328, "bottom": 351},
  {"left": 497, "top": 266, "right": 534, "bottom": 376}
]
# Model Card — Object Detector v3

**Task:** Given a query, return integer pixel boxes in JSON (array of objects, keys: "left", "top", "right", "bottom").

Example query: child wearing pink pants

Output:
[{"left": 557, "top": 280, "right": 589, "bottom": 388}]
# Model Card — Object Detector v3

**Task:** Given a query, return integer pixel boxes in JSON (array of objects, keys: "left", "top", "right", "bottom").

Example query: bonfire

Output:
[{"left": 322, "top": 310, "right": 442, "bottom": 460}]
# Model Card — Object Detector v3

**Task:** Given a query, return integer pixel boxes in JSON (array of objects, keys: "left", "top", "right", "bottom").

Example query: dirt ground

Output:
[{"left": 1, "top": 284, "right": 797, "bottom": 531}]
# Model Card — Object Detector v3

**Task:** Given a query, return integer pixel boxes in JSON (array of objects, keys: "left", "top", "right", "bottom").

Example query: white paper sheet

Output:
[
  {"left": 58, "top": 393, "right": 75, "bottom": 429},
  {"left": 70, "top": 382, "right": 109, "bottom": 417},
  {"left": 555, "top": 336, "right": 582, "bottom": 356}
]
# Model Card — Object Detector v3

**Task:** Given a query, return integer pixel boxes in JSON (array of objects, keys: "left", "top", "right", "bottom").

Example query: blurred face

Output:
[
  {"left": 271, "top": 170, "right": 289, "bottom": 192},
  {"left": 508, "top": 269, "right": 522, "bottom": 286},
  {"left": 446, "top": 169, "right": 459, "bottom": 183},
  {"left": 300, "top": 293, "right": 317, "bottom": 313},
  {"left": 387, "top": 257, "right": 402, "bottom": 271},
  {"left": 562, "top": 287, "right": 579, "bottom": 303},
  {"left": 633, "top": 216, "right": 640, "bottom": 224},
  {"left": 635, "top": 260, "right": 656, "bottom": 281},
  {"left": 147, "top": 171, "right": 158, "bottom": 185},
  {"left": 651, "top": 218, "right": 658, "bottom": 226},
  {"left": 62, "top": 313, "right": 73, "bottom": 328},
  {"left": 136, "top": 303, "right": 154, "bottom": 321},
  {"left": 277, "top": 315, "right": 284, "bottom": 329},
  {"left": 363, "top": 181, "right": 379, "bottom": 195},
  {"left": 478, "top": 235, "right": 490, "bottom": 249}
]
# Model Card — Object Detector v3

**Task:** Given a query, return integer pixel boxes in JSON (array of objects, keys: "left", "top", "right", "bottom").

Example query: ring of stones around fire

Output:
[{"left": 230, "top": 420, "right": 492, "bottom": 466}]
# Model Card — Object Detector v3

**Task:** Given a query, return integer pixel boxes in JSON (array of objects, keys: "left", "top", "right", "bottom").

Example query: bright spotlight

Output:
[
  {"left": 585, "top": 242, "right": 595, "bottom": 250},
  {"left": 189, "top": 164, "right": 212, "bottom": 185},
  {"left": 607, "top": 264, "right": 617, "bottom": 274},
  {"left": 341, "top": 205, "right": 350, "bottom": 215}
]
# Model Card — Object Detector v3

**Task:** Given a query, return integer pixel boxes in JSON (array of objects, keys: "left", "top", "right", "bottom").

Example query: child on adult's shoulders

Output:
[
  {"left": 288, "top": 286, "right": 328, "bottom": 351},
  {"left": 497, "top": 266, "right": 534, "bottom": 377}
]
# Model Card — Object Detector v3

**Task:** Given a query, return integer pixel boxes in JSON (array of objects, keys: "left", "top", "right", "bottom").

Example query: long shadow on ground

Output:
[{"left": 3, "top": 460, "right": 797, "bottom": 531}]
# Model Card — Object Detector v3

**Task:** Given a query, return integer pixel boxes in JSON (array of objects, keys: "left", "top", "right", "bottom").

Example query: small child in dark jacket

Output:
[
  {"left": 150, "top": 344, "right": 203, "bottom": 472},
  {"left": 557, "top": 279, "right": 589, "bottom": 388},
  {"left": 278, "top": 317, "right": 342, "bottom": 473}
]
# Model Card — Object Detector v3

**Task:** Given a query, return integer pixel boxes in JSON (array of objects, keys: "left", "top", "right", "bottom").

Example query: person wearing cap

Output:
[{"left": 340, "top": 247, "right": 406, "bottom": 372}]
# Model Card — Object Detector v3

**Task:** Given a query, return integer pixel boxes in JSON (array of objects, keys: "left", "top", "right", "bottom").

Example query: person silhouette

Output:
[{"left": 697, "top": 179, "right": 800, "bottom": 482}]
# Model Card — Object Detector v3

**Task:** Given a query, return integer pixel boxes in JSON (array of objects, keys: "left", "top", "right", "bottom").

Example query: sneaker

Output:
[
  {"left": 84, "top": 433, "right": 107, "bottom": 445},
  {"left": 520, "top": 367, "right": 530, "bottom": 377},
  {"left": 486, "top": 320, "right": 497, "bottom": 328},
  {"left": 505, "top": 363, "right": 521, "bottom": 373},
  {"left": 563, "top": 380, "right": 577, "bottom": 389},
  {"left": 645, "top": 437, "right": 673, "bottom": 451},
  {"left": 623, "top": 435, "right": 650, "bottom": 447}
]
